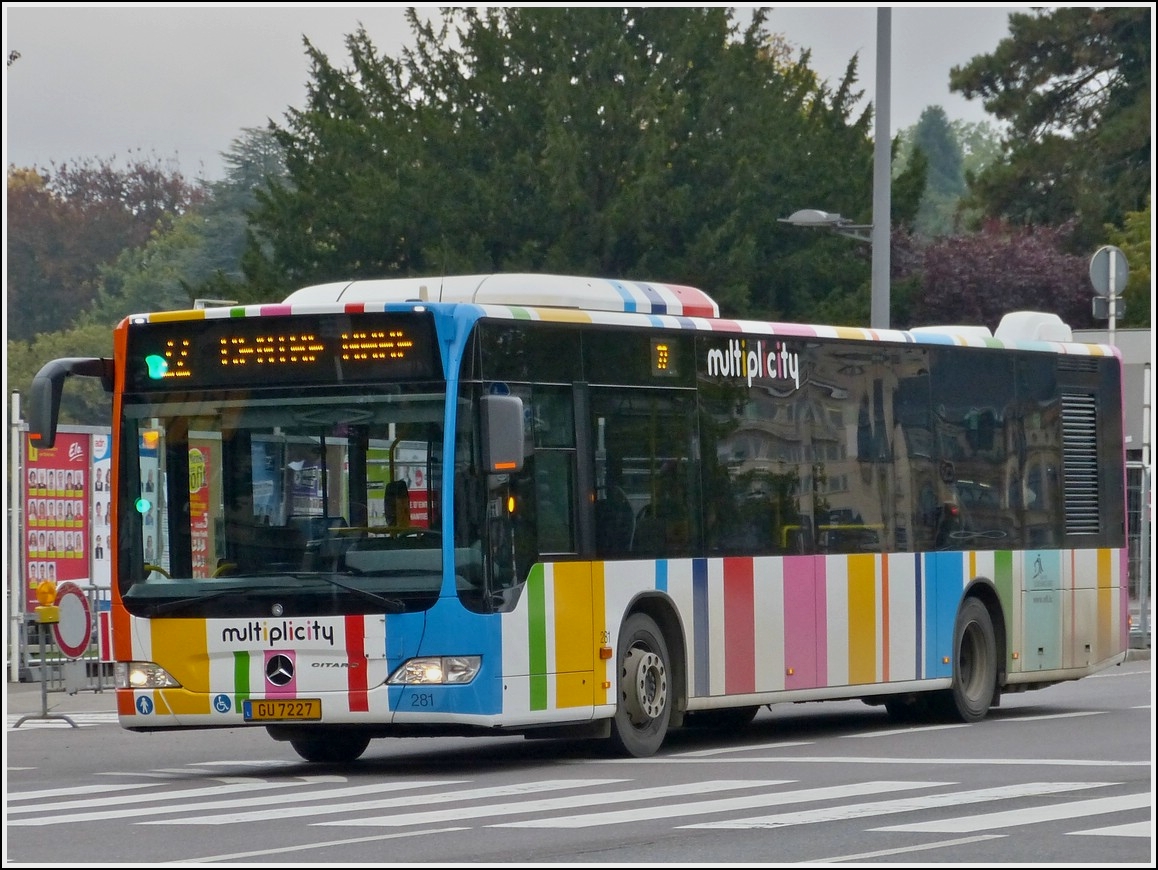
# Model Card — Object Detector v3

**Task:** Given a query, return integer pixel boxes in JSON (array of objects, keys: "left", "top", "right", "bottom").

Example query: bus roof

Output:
[
  {"left": 283, "top": 273, "right": 721, "bottom": 319},
  {"left": 133, "top": 275, "right": 1115, "bottom": 360}
]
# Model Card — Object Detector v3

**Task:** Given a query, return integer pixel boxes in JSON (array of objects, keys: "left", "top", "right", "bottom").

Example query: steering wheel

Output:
[
  {"left": 144, "top": 563, "right": 171, "bottom": 579},
  {"left": 213, "top": 561, "right": 238, "bottom": 578}
]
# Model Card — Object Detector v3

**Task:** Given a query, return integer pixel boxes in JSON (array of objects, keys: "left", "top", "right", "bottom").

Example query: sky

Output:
[{"left": 3, "top": 4, "right": 1030, "bottom": 182}]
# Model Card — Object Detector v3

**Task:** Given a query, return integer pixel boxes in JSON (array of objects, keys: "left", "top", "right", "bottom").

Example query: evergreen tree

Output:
[{"left": 949, "top": 6, "right": 1151, "bottom": 250}]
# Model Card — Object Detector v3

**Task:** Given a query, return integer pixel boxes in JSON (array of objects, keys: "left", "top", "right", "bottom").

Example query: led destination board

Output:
[{"left": 125, "top": 313, "right": 440, "bottom": 391}]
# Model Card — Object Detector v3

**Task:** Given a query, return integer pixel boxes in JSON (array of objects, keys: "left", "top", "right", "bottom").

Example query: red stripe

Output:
[
  {"left": 723, "top": 557, "right": 756, "bottom": 694},
  {"left": 99, "top": 611, "right": 112, "bottom": 662},
  {"left": 345, "top": 614, "right": 370, "bottom": 712}
]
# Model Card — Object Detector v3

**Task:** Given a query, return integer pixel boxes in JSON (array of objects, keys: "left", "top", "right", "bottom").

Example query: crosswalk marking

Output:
[
  {"left": 1069, "top": 820, "right": 1152, "bottom": 838},
  {"left": 6, "top": 779, "right": 340, "bottom": 824},
  {"left": 151, "top": 778, "right": 628, "bottom": 826},
  {"left": 5, "top": 770, "right": 1147, "bottom": 845},
  {"left": 493, "top": 780, "right": 947, "bottom": 829},
  {"left": 873, "top": 792, "right": 1152, "bottom": 833},
  {"left": 321, "top": 779, "right": 794, "bottom": 828},
  {"left": 681, "top": 781, "right": 1113, "bottom": 829}
]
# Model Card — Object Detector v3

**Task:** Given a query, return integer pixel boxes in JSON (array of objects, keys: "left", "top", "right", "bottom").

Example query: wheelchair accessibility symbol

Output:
[
  {"left": 135, "top": 695, "right": 154, "bottom": 715},
  {"left": 213, "top": 694, "right": 232, "bottom": 714}
]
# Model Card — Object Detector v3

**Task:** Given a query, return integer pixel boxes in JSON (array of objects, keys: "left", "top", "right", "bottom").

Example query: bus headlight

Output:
[
  {"left": 115, "top": 661, "right": 181, "bottom": 689},
  {"left": 387, "top": 656, "right": 481, "bottom": 685}
]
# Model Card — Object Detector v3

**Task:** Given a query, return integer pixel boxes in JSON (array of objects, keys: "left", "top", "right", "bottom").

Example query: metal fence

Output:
[{"left": 17, "top": 582, "right": 115, "bottom": 693}]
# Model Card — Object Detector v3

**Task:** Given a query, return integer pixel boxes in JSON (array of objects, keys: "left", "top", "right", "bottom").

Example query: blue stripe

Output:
[
  {"left": 924, "top": 552, "right": 963, "bottom": 679},
  {"left": 913, "top": 553, "right": 923, "bottom": 678},
  {"left": 692, "top": 558, "right": 710, "bottom": 696},
  {"left": 607, "top": 280, "right": 639, "bottom": 313},
  {"left": 631, "top": 281, "right": 668, "bottom": 315}
]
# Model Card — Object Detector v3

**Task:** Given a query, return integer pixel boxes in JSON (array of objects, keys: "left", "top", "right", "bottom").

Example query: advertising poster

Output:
[
  {"left": 90, "top": 432, "right": 112, "bottom": 588},
  {"left": 24, "top": 432, "right": 90, "bottom": 612},
  {"left": 188, "top": 441, "right": 215, "bottom": 578},
  {"left": 139, "top": 432, "right": 161, "bottom": 568}
]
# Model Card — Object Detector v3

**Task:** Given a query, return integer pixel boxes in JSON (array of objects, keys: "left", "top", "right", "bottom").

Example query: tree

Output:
[
  {"left": 1105, "top": 196, "right": 1150, "bottom": 328},
  {"left": 906, "top": 220, "right": 1095, "bottom": 330},
  {"left": 79, "top": 128, "right": 289, "bottom": 326},
  {"left": 949, "top": 7, "right": 1151, "bottom": 251},
  {"left": 246, "top": 8, "right": 924, "bottom": 322},
  {"left": 907, "top": 107, "right": 965, "bottom": 236},
  {"left": 6, "top": 155, "right": 206, "bottom": 340},
  {"left": 7, "top": 323, "right": 114, "bottom": 426}
]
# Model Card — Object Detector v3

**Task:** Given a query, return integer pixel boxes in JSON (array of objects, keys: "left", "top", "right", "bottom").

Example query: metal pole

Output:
[
  {"left": 871, "top": 7, "right": 892, "bottom": 330},
  {"left": 10, "top": 391, "right": 24, "bottom": 683},
  {"left": 1139, "top": 363, "right": 1151, "bottom": 644},
  {"left": 1109, "top": 255, "right": 1118, "bottom": 347},
  {"left": 13, "top": 623, "right": 77, "bottom": 728}
]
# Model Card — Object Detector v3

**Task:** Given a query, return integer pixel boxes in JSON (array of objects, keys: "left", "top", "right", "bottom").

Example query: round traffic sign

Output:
[
  {"left": 53, "top": 582, "right": 93, "bottom": 658},
  {"left": 1089, "top": 245, "right": 1128, "bottom": 295}
]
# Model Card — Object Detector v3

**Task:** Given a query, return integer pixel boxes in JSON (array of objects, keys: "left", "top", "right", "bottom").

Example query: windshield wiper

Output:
[
  {"left": 295, "top": 573, "right": 406, "bottom": 612},
  {"left": 146, "top": 588, "right": 246, "bottom": 617}
]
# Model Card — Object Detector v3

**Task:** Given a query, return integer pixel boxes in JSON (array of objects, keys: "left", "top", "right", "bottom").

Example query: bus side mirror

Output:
[
  {"left": 27, "top": 357, "right": 113, "bottom": 448},
  {"left": 480, "top": 394, "right": 524, "bottom": 475}
]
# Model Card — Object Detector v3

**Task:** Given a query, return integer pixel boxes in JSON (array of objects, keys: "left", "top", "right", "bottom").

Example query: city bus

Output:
[{"left": 28, "top": 274, "right": 1129, "bottom": 762}]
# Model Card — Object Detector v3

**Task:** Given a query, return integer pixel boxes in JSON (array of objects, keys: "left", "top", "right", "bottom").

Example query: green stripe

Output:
[
  {"left": 993, "top": 550, "right": 1014, "bottom": 662},
  {"left": 233, "top": 650, "right": 251, "bottom": 701},
  {"left": 526, "top": 564, "right": 547, "bottom": 710}
]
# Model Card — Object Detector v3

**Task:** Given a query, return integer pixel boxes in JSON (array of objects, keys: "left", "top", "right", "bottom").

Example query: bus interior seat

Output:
[
  {"left": 230, "top": 522, "right": 306, "bottom": 573},
  {"left": 595, "top": 486, "right": 635, "bottom": 555}
]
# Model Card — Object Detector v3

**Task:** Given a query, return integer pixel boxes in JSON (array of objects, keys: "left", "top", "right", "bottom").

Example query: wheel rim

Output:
[{"left": 622, "top": 646, "right": 667, "bottom": 725}]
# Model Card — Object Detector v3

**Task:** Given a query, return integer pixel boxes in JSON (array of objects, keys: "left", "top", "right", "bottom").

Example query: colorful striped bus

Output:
[{"left": 28, "top": 274, "right": 1129, "bottom": 761}]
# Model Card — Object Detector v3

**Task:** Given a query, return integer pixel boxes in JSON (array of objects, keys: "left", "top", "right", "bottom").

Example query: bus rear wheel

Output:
[
  {"left": 281, "top": 728, "right": 371, "bottom": 763},
  {"left": 609, "top": 612, "right": 672, "bottom": 758},
  {"left": 935, "top": 596, "right": 997, "bottom": 723}
]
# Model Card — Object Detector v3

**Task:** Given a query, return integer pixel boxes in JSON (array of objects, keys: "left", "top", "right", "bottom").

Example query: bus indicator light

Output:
[
  {"left": 651, "top": 339, "right": 678, "bottom": 377},
  {"left": 145, "top": 354, "right": 169, "bottom": 379}
]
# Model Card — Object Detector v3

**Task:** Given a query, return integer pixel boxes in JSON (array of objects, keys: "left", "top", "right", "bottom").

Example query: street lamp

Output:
[{"left": 778, "top": 209, "right": 872, "bottom": 243}]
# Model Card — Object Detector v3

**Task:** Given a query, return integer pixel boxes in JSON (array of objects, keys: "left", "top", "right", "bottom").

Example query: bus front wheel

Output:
[
  {"left": 936, "top": 596, "right": 997, "bottom": 723},
  {"left": 609, "top": 612, "right": 672, "bottom": 758}
]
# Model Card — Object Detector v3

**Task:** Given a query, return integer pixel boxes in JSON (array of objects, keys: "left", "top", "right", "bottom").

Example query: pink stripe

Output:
[
  {"left": 258, "top": 304, "right": 293, "bottom": 316},
  {"left": 723, "top": 557, "right": 755, "bottom": 694},
  {"left": 264, "top": 650, "right": 296, "bottom": 698},
  {"left": 783, "top": 556, "right": 816, "bottom": 689},
  {"left": 710, "top": 319, "right": 745, "bottom": 332}
]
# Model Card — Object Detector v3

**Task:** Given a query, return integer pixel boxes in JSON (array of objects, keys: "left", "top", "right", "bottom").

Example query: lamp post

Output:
[
  {"left": 779, "top": 8, "right": 892, "bottom": 330},
  {"left": 778, "top": 209, "right": 871, "bottom": 243}
]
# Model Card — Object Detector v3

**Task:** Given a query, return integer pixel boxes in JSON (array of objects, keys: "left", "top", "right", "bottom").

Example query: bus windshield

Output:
[{"left": 119, "top": 385, "right": 450, "bottom": 618}]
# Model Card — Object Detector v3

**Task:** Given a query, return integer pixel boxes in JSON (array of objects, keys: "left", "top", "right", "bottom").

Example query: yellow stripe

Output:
[
  {"left": 553, "top": 561, "right": 594, "bottom": 707},
  {"left": 847, "top": 554, "right": 877, "bottom": 684},
  {"left": 154, "top": 619, "right": 210, "bottom": 714},
  {"left": 1097, "top": 548, "right": 1114, "bottom": 658},
  {"left": 530, "top": 309, "right": 594, "bottom": 324}
]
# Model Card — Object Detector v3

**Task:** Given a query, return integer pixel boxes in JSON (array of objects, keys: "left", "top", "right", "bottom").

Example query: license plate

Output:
[{"left": 243, "top": 698, "right": 322, "bottom": 721}]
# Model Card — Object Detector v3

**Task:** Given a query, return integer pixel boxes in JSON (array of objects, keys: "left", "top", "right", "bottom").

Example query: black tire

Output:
[
  {"left": 935, "top": 596, "right": 997, "bottom": 722},
  {"left": 286, "top": 729, "right": 371, "bottom": 763},
  {"left": 609, "top": 612, "right": 672, "bottom": 757},
  {"left": 684, "top": 706, "right": 759, "bottom": 729}
]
